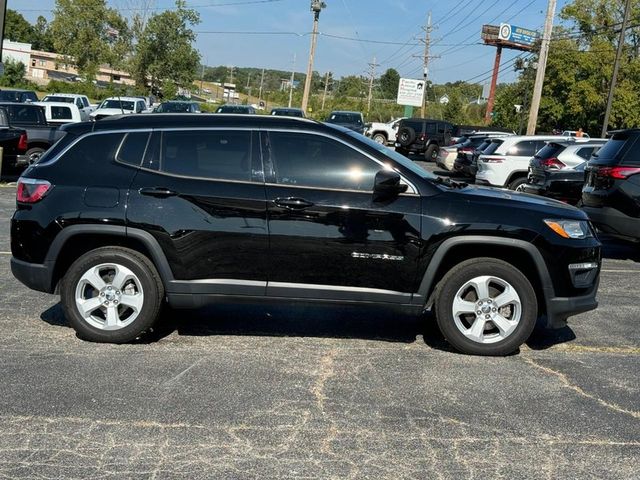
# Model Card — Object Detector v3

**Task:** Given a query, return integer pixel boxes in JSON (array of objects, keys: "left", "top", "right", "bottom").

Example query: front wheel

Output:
[
  {"left": 60, "top": 247, "right": 164, "bottom": 343},
  {"left": 434, "top": 258, "right": 537, "bottom": 356}
]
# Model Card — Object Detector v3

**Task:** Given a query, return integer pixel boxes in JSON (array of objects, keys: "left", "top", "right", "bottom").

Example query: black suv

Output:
[
  {"left": 11, "top": 114, "right": 601, "bottom": 356},
  {"left": 325, "top": 111, "right": 365, "bottom": 134},
  {"left": 395, "top": 118, "right": 453, "bottom": 160},
  {"left": 583, "top": 129, "right": 640, "bottom": 240}
]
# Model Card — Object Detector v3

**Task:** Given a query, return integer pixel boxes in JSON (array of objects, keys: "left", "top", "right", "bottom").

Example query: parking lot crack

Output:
[
  {"left": 310, "top": 348, "right": 337, "bottom": 414},
  {"left": 523, "top": 358, "right": 640, "bottom": 420}
]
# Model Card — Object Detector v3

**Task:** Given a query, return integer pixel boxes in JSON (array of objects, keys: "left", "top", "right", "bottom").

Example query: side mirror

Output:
[{"left": 374, "top": 170, "right": 408, "bottom": 197}]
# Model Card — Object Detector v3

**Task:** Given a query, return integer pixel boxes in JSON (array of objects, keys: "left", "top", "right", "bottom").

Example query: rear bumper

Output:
[
  {"left": 11, "top": 257, "right": 54, "bottom": 294},
  {"left": 583, "top": 206, "right": 640, "bottom": 240}
]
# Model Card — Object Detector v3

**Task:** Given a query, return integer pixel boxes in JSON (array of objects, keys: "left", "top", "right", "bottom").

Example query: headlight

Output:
[{"left": 544, "top": 219, "right": 592, "bottom": 239}]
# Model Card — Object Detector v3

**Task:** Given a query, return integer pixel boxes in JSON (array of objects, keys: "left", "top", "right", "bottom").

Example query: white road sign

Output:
[{"left": 396, "top": 78, "right": 425, "bottom": 107}]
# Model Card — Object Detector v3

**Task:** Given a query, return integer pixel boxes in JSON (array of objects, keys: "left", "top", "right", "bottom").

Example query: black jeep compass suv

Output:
[{"left": 11, "top": 114, "right": 601, "bottom": 355}]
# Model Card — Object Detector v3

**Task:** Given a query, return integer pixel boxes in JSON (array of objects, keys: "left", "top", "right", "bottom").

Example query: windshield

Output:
[
  {"left": 328, "top": 113, "right": 362, "bottom": 125},
  {"left": 43, "top": 96, "right": 75, "bottom": 104},
  {"left": 217, "top": 105, "right": 250, "bottom": 113},
  {"left": 346, "top": 131, "right": 437, "bottom": 180},
  {"left": 100, "top": 100, "right": 135, "bottom": 111}
]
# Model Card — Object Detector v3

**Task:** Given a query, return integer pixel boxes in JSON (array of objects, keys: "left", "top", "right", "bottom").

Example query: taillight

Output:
[
  {"left": 482, "top": 156, "right": 504, "bottom": 163},
  {"left": 419, "top": 134, "right": 426, "bottom": 141},
  {"left": 598, "top": 166, "right": 640, "bottom": 179},
  {"left": 17, "top": 133, "right": 28, "bottom": 152},
  {"left": 16, "top": 178, "right": 52, "bottom": 204},
  {"left": 460, "top": 147, "right": 474, "bottom": 153},
  {"left": 540, "top": 157, "right": 566, "bottom": 170}
]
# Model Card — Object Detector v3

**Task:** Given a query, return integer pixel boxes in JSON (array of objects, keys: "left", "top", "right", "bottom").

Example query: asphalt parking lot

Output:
[{"left": 0, "top": 180, "right": 638, "bottom": 479}]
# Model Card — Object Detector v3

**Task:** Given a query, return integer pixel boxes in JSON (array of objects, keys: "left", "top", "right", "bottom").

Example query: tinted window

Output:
[
  {"left": 0, "top": 91, "right": 20, "bottom": 102},
  {"left": 117, "top": 132, "right": 150, "bottom": 166},
  {"left": 477, "top": 140, "right": 491, "bottom": 152},
  {"left": 216, "top": 105, "right": 251, "bottom": 114},
  {"left": 24, "top": 92, "right": 38, "bottom": 102},
  {"left": 4, "top": 105, "right": 43, "bottom": 124},
  {"left": 509, "top": 140, "right": 538, "bottom": 157},
  {"left": 60, "top": 133, "right": 125, "bottom": 167},
  {"left": 593, "top": 136, "right": 627, "bottom": 164},
  {"left": 268, "top": 132, "right": 380, "bottom": 191},
  {"left": 43, "top": 96, "right": 74, "bottom": 103},
  {"left": 51, "top": 106, "right": 72, "bottom": 120},
  {"left": 468, "top": 136, "right": 488, "bottom": 148},
  {"left": 425, "top": 123, "right": 436, "bottom": 134},
  {"left": 157, "top": 102, "right": 194, "bottom": 113},
  {"left": 100, "top": 100, "right": 135, "bottom": 111},
  {"left": 576, "top": 146, "right": 596, "bottom": 160},
  {"left": 402, "top": 120, "right": 424, "bottom": 132},
  {"left": 535, "top": 143, "right": 565, "bottom": 159},
  {"left": 328, "top": 113, "right": 363, "bottom": 125},
  {"left": 160, "top": 130, "right": 251, "bottom": 181},
  {"left": 483, "top": 139, "right": 504, "bottom": 155}
]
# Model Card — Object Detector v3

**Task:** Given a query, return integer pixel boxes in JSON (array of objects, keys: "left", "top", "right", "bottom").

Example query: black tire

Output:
[
  {"left": 397, "top": 127, "right": 416, "bottom": 147},
  {"left": 60, "top": 247, "right": 164, "bottom": 343},
  {"left": 434, "top": 258, "right": 537, "bottom": 356},
  {"left": 26, "top": 147, "right": 46, "bottom": 164},
  {"left": 372, "top": 132, "right": 387, "bottom": 144},
  {"left": 508, "top": 176, "right": 528, "bottom": 191},
  {"left": 425, "top": 144, "right": 438, "bottom": 161}
]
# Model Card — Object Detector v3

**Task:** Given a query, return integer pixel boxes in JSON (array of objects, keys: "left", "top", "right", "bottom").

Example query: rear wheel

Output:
[
  {"left": 508, "top": 176, "right": 528, "bottom": 191},
  {"left": 60, "top": 247, "right": 164, "bottom": 343},
  {"left": 434, "top": 258, "right": 537, "bottom": 356},
  {"left": 26, "top": 147, "right": 46, "bottom": 164},
  {"left": 372, "top": 133, "right": 387, "bottom": 144},
  {"left": 425, "top": 144, "right": 438, "bottom": 161}
]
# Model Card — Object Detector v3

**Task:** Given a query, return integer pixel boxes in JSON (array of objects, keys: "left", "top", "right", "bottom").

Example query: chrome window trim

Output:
[{"left": 34, "top": 126, "right": 417, "bottom": 194}]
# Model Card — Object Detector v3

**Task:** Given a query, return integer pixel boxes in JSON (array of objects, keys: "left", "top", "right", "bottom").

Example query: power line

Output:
[{"left": 17, "top": 0, "right": 285, "bottom": 12}]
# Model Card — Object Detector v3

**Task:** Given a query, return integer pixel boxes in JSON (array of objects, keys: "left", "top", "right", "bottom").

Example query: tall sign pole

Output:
[
  {"left": 484, "top": 45, "right": 502, "bottom": 124},
  {"left": 301, "top": 0, "right": 326, "bottom": 114},
  {"left": 526, "top": 0, "right": 557, "bottom": 135},
  {"left": 601, "top": 0, "right": 632, "bottom": 137}
]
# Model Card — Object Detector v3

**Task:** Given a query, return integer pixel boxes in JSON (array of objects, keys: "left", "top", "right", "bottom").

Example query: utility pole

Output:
[
  {"left": 200, "top": 63, "right": 205, "bottom": 95},
  {"left": 258, "top": 68, "right": 265, "bottom": 105},
  {"left": 322, "top": 71, "right": 331, "bottom": 110},
  {"left": 288, "top": 53, "right": 296, "bottom": 108},
  {"left": 0, "top": 0, "right": 7, "bottom": 66},
  {"left": 415, "top": 11, "right": 437, "bottom": 118},
  {"left": 484, "top": 46, "right": 502, "bottom": 124},
  {"left": 246, "top": 72, "right": 252, "bottom": 100},
  {"left": 526, "top": 0, "right": 557, "bottom": 135},
  {"left": 602, "top": 0, "right": 632, "bottom": 137},
  {"left": 366, "top": 57, "right": 379, "bottom": 113},
  {"left": 301, "top": 0, "right": 326, "bottom": 113}
]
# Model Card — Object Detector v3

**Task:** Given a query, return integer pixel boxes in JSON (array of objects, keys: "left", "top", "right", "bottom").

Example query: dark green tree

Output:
[
  {"left": 379, "top": 68, "right": 400, "bottom": 99},
  {"left": 5, "top": 10, "right": 35, "bottom": 44}
]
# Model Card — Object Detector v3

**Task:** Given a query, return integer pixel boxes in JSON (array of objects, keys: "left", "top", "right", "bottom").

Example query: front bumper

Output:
[
  {"left": 544, "top": 283, "right": 599, "bottom": 328},
  {"left": 11, "top": 257, "right": 55, "bottom": 294}
]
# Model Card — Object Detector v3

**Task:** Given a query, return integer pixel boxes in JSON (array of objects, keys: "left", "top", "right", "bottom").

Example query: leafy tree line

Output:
[
  {"left": 5, "top": 1, "right": 202, "bottom": 97},
  {"left": 493, "top": 0, "right": 640, "bottom": 134}
]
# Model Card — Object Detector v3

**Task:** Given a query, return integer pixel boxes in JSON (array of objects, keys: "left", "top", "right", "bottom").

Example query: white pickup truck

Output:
[
  {"left": 41, "top": 93, "right": 94, "bottom": 122},
  {"left": 365, "top": 118, "right": 406, "bottom": 145}
]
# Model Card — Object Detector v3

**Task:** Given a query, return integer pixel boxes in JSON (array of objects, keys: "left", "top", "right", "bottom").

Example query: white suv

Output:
[
  {"left": 365, "top": 118, "right": 405, "bottom": 145},
  {"left": 476, "top": 135, "right": 576, "bottom": 190}
]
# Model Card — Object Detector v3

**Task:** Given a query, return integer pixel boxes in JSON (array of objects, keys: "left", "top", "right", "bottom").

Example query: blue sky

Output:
[{"left": 14, "top": 0, "right": 571, "bottom": 86}]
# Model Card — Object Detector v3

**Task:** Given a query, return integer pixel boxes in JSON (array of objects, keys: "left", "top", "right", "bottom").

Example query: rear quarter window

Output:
[
  {"left": 60, "top": 133, "right": 125, "bottom": 168},
  {"left": 593, "top": 135, "right": 633, "bottom": 165},
  {"left": 482, "top": 139, "right": 504, "bottom": 155}
]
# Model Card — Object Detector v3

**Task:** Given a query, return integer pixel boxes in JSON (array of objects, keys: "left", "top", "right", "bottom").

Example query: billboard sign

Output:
[
  {"left": 498, "top": 23, "right": 538, "bottom": 47},
  {"left": 397, "top": 78, "right": 425, "bottom": 107}
]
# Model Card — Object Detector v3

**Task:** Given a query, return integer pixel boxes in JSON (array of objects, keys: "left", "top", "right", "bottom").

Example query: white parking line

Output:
[
  {"left": 601, "top": 269, "right": 640, "bottom": 273},
  {"left": 0, "top": 252, "right": 11, "bottom": 255}
]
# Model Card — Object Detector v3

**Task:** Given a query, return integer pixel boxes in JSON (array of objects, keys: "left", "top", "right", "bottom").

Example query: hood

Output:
[
  {"left": 450, "top": 184, "right": 587, "bottom": 219},
  {"left": 90, "top": 108, "right": 134, "bottom": 117}
]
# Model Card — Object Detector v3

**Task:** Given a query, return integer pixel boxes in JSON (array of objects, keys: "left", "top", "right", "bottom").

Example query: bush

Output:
[{"left": 0, "top": 59, "right": 39, "bottom": 90}]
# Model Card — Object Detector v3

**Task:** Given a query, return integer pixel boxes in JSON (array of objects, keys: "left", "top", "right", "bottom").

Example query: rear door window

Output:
[
  {"left": 159, "top": 130, "right": 253, "bottom": 182},
  {"left": 425, "top": 123, "right": 437, "bottom": 134},
  {"left": 116, "top": 132, "right": 150, "bottom": 166}
]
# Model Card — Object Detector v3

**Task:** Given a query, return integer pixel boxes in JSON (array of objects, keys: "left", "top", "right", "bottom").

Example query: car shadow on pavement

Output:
[{"left": 40, "top": 302, "right": 576, "bottom": 354}]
